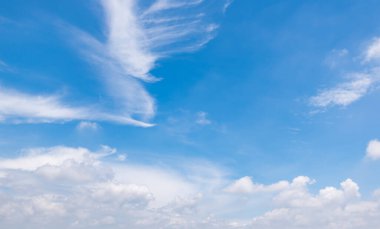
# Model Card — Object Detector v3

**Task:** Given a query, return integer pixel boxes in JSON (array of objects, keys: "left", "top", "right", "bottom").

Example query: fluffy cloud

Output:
[
  {"left": 1, "top": 146, "right": 380, "bottom": 228},
  {"left": 366, "top": 139, "right": 380, "bottom": 160},
  {"left": 224, "top": 176, "right": 289, "bottom": 194}
]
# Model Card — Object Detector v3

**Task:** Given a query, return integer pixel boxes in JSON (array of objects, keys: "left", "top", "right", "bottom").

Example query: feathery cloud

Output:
[
  {"left": 0, "top": 0, "right": 230, "bottom": 126},
  {"left": 0, "top": 87, "right": 152, "bottom": 126},
  {"left": 310, "top": 37, "right": 380, "bottom": 108}
]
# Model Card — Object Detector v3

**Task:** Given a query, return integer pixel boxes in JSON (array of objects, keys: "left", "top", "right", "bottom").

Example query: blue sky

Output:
[{"left": 1, "top": 0, "right": 380, "bottom": 228}]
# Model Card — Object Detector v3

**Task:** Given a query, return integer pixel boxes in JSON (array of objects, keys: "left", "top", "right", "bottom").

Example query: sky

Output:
[{"left": 1, "top": 0, "right": 380, "bottom": 228}]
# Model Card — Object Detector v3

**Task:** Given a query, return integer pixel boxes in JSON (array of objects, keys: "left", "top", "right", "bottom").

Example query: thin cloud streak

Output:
[{"left": 0, "top": 87, "right": 153, "bottom": 127}]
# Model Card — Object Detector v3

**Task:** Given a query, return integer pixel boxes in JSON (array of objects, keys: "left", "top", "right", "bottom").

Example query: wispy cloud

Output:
[
  {"left": 310, "top": 37, "right": 380, "bottom": 108},
  {"left": 310, "top": 73, "right": 373, "bottom": 107},
  {"left": 0, "top": 87, "right": 152, "bottom": 126},
  {"left": 196, "top": 111, "right": 212, "bottom": 125},
  {"left": 223, "top": 0, "right": 234, "bottom": 13},
  {"left": 1, "top": 0, "right": 230, "bottom": 126},
  {"left": 364, "top": 37, "right": 380, "bottom": 62},
  {"left": 76, "top": 121, "right": 99, "bottom": 131},
  {"left": 70, "top": 0, "right": 227, "bottom": 124}
]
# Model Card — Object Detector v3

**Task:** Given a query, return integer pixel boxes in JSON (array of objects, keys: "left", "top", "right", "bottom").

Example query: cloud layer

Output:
[{"left": 1, "top": 145, "right": 380, "bottom": 228}]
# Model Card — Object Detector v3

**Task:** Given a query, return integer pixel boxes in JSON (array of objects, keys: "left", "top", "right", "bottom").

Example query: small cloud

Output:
[
  {"left": 309, "top": 73, "right": 373, "bottom": 108},
  {"left": 223, "top": 0, "right": 234, "bottom": 13},
  {"left": 196, "top": 111, "right": 211, "bottom": 125},
  {"left": 76, "top": 121, "right": 99, "bottom": 131},
  {"left": 366, "top": 139, "right": 380, "bottom": 160},
  {"left": 117, "top": 154, "right": 127, "bottom": 161},
  {"left": 324, "top": 49, "right": 349, "bottom": 68},
  {"left": 364, "top": 37, "right": 380, "bottom": 62}
]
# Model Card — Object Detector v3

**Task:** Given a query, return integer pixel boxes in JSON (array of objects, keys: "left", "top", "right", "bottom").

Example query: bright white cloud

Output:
[
  {"left": 1, "top": 0, "right": 229, "bottom": 126},
  {"left": 364, "top": 37, "right": 380, "bottom": 62},
  {"left": 366, "top": 139, "right": 380, "bottom": 160},
  {"left": 1, "top": 146, "right": 380, "bottom": 228},
  {"left": 0, "top": 88, "right": 87, "bottom": 122},
  {"left": 310, "top": 74, "right": 373, "bottom": 107},
  {"left": 0, "top": 87, "right": 152, "bottom": 127},
  {"left": 224, "top": 176, "right": 289, "bottom": 194},
  {"left": 310, "top": 37, "right": 380, "bottom": 108},
  {"left": 69, "top": 0, "right": 227, "bottom": 125}
]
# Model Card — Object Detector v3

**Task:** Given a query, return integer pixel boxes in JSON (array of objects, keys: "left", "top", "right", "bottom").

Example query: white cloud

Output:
[
  {"left": 366, "top": 139, "right": 380, "bottom": 160},
  {"left": 68, "top": 0, "right": 227, "bottom": 125},
  {"left": 0, "top": 87, "right": 152, "bottom": 127},
  {"left": 1, "top": 0, "right": 230, "bottom": 127},
  {"left": 76, "top": 121, "right": 99, "bottom": 131},
  {"left": 144, "top": 0, "right": 203, "bottom": 16},
  {"left": 310, "top": 37, "right": 380, "bottom": 108},
  {"left": 310, "top": 73, "right": 373, "bottom": 107},
  {"left": 2, "top": 145, "right": 380, "bottom": 228},
  {"left": 364, "top": 37, "right": 380, "bottom": 62},
  {"left": 224, "top": 176, "right": 289, "bottom": 194},
  {"left": 223, "top": 0, "right": 234, "bottom": 13},
  {"left": 196, "top": 111, "right": 211, "bottom": 125}
]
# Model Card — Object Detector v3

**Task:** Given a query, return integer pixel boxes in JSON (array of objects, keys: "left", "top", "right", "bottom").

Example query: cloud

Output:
[
  {"left": 224, "top": 176, "right": 289, "bottom": 194},
  {"left": 223, "top": 0, "right": 234, "bottom": 13},
  {"left": 0, "top": 60, "right": 12, "bottom": 72},
  {"left": 1, "top": 0, "right": 230, "bottom": 127},
  {"left": 366, "top": 139, "right": 380, "bottom": 160},
  {"left": 196, "top": 111, "right": 212, "bottom": 125},
  {"left": 76, "top": 121, "right": 99, "bottom": 131},
  {"left": 364, "top": 37, "right": 380, "bottom": 62},
  {"left": 65, "top": 0, "right": 228, "bottom": 125},
  {"left": 310, "top": 37, "right": 380, "bottom": 108},
  {"left": 309, "top": 73, "right": 373, "bottom": 107},
  {"left": 2, "top": 145, "right": 380, "bottom": 228},
  {"left": 0, "top": 87, "right": 152, "bottom": 127}
]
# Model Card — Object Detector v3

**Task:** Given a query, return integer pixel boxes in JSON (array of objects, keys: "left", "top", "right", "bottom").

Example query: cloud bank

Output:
[{"left": 1, "top": 145, "right": 380, "bottom": 228}]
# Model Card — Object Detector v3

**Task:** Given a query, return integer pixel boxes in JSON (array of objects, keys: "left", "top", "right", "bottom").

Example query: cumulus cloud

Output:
[
  {"left": 366, "top": 139, "right": 380, "bottom": 160},
  {"left": 310, "top": 37, "right": 380, "bottom": 108},
  {"left": 224, "top": 176, "right": 289, "bottom": 194},
  {"left": 1, "top": 146, "right": 380, "bottom": 228}
]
